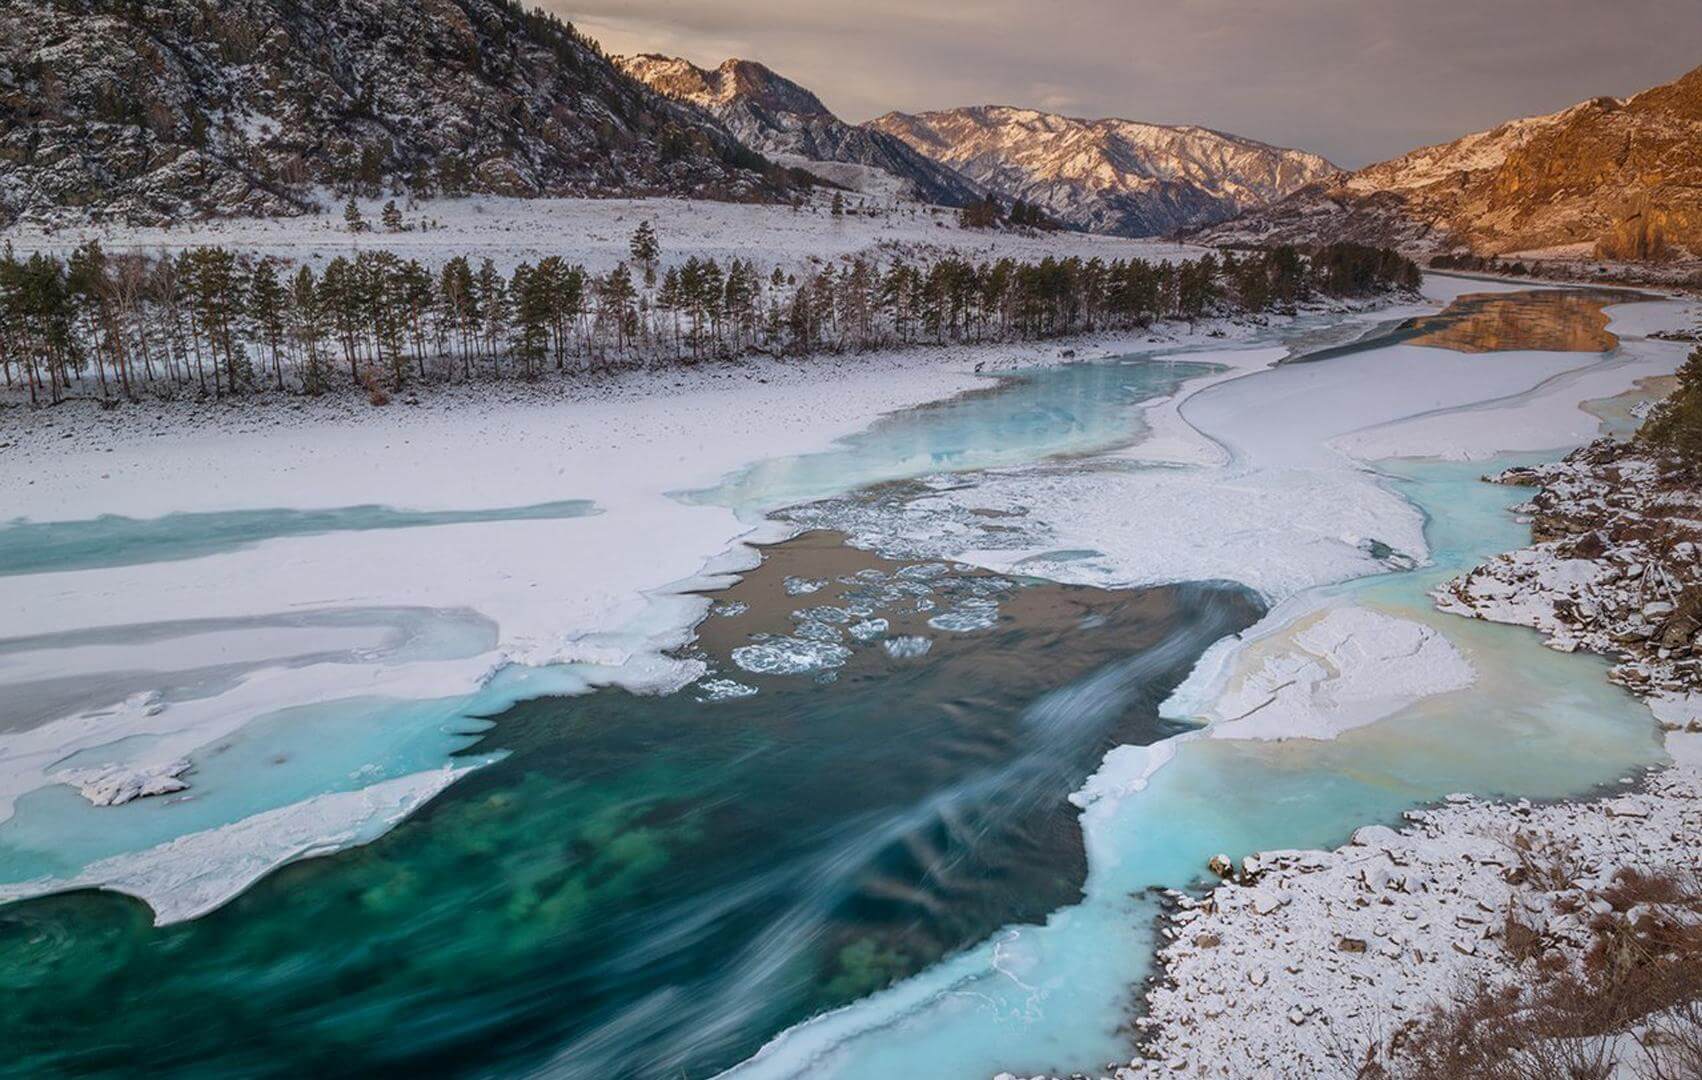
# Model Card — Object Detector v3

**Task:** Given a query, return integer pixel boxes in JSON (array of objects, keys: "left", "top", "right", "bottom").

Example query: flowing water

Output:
[
  {"left": 0, "top": 535, "right": 1258, "bottom": 1078},
  {"left": 0, "top": 287, "right": 1681, "bottom": 1079}
]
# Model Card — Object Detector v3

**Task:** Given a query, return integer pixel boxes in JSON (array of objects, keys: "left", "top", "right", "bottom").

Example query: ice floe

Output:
[
  {"left": 731, "top": 638, "right": 853, "bottom": 676},
  {"left": 1201, "top": 606, "right": 1475, "bottom": 741},
  {"left": 883, "top": 636, "right": 933, "bottom": 659}
]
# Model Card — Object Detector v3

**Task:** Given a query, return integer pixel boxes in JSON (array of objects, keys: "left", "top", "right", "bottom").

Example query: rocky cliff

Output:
[
  {"left": 0, "top": 0, "right": 777, "bottom": 225},
  {"left": 1201, "top": 64, "right": 1702, "bottom": 260}
]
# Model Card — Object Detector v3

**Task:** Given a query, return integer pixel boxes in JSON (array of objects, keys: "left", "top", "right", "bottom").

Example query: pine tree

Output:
[
  {"left": 247, "top": 257, "right": 287, "bottom": 391},
  {"left": 1642, "top": 347, "right": 1702, "bottom": 468},
  {"left": 382, "top": 200, "right": 404, "bottom": 233},
  {"left": 474, "top": 258, "right": 508, "bottom": 374},
  {"left": 290, "top": 266, "right": 329, "bottom": 394},
  {"left": 344, "top": 195, "right": 367, "bottom": 234},
  {"left": 629, "top": 220, "right": 659, "bottom": 283},
  {"left": 831, "top": 192, "right": 844, "bottom": 218},
  {"left": 510, "top": 262, "right": 550, "bottom": 379}
]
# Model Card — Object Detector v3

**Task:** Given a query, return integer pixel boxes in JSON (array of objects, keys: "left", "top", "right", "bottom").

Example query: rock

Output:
[
  {"left": 1193, "top": 933, "right": 1221, "bottom": 949},
  {"left": 1351, "top": 824, "right": 1402, "bottom": 847},
  {"left": 1337, "top": 936, "right": 1368, "bottom": 953},
  {"left": 1208, "top": 853, "right": 1235, "bottom": 879},
  {"left": 1605, "top": 797, "right": 1650, "bottom": 818}
]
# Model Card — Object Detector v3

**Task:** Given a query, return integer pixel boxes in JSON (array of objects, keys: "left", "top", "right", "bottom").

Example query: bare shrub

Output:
[{"left": 1375, "top": 866, "right": 1702, "bottom": 1079}]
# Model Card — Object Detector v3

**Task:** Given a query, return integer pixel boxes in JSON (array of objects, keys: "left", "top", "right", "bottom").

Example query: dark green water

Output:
[
  {"left": 0, "top": 538, "right": 1259, "bottom": 1079},
  {"left": 0, "top": 500, "right": 598, "bottom": 576}
]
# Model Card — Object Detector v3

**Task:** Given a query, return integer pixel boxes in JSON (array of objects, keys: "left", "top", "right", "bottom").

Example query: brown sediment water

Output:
[{"left": 691, "top": 527, "right": 1211, "bottom": 687}]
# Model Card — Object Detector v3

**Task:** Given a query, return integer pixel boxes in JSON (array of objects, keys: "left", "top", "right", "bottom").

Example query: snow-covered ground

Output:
[
  {"left": 1121, "top": 753, "right": 1702, "bottom": 1078},
  {"left": 0, "top": 192, "right": 1203, "bottom": 276},
  {"left": 3, "top": 242, "right": 1697, "bottom": 1078}
]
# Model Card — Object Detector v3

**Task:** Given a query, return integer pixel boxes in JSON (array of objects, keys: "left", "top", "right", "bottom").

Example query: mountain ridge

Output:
[
  {"left": 1199, "top": 64, "right": 1702, "bottom": 259},
  {"left": 0, "top": 0, "right": 780, "bottom": 226},
  {"left": 615, "top": 53, "right": 984, "bottom": 207},
  {"left": 868, "top": 104, "right": 1340, "bottom": 237}
]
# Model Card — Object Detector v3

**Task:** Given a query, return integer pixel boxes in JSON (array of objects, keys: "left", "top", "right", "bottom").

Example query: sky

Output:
[{"left": 559, "top": 0, "right": 1702, "bottom": 167}]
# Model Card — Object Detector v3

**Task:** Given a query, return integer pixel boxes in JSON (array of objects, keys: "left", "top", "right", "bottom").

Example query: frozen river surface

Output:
[{"left": 0, "top": 277, "right": 1696, "bottom": 1077}]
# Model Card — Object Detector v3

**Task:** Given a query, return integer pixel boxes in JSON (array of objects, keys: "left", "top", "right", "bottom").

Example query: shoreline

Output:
[{"left": 1121, "top": 435, "right": 1702, "bottom": 1077}]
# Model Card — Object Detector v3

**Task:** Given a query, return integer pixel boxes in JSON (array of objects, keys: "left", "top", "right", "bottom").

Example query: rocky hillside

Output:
[
  {"left": 0, "top": 0, "right": 778, "bottom": 226},
  {"left": 1201, "top": 64, "right": 1702, "bottom": 260},
  {"left": 614, "top": 54, "right": 982, "bottom": 207},
  {"left": 867, "top": 106, "right": 1339, "bottom": 237}
]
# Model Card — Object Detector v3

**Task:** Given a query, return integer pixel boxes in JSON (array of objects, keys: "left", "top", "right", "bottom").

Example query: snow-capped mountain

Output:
[
  {"left": 1200, "top": 64, "right": 1702, "bottom": 259},
  {"left": 0, "top": 0, "right": 776, "bottom": 226},
  {"left": 615, "top": 55, "right": 983, "bottom": 207},
  {"left": 867, "top": 106, "right": 1340, "bottom": 237}
]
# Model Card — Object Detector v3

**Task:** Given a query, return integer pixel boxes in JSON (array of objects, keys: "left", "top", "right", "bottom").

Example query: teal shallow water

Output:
[
  {"left": 0, "top": 500, "right": 598, "bottom": 576},
  {"left": 693, "top": 357, "right": 1220, "bottom": 513}
]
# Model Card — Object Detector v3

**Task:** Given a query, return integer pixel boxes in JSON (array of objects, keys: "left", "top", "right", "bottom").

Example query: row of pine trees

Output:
[{"left": 0, "top": 228, "right": 1418, "bottom": 405}]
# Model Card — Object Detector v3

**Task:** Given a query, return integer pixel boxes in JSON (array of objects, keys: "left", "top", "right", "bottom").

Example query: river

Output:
[{"left": 0, "top": 280, "right": 1689, "bottom": 1078}]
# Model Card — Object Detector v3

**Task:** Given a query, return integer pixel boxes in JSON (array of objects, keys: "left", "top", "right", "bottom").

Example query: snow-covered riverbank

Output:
[{"left": 1120, "top": 432, "right": 1702, "bottom": 1078}]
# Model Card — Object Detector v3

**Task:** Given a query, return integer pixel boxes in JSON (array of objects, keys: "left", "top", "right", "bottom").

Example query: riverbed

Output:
[{"left": 0, "top": 277, "right": 1697, "bottom": 1077}]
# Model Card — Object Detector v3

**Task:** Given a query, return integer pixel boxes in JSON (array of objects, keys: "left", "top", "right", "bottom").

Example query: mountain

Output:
[
  {"left": 866, "top": 106, "right": 1339, "bottom": 237},
  {"left": 0, "top": 0, "right": 777, "bottom": 226},
  {"left": 1199, "top": 64, "right": 1702, "bottom": 260},
  {"left": 614, "top": 54, "right": 983, "bottom": 207}
]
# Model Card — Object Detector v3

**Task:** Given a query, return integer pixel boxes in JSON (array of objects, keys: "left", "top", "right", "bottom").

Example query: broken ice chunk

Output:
[
  {"left": 883, "top": 636, "right": 933, "bottom": 659},
  {"left": 697, "top": 678, "right": 759, "bottom": 702},
  {"left": 731, "top": 637, "right": 852, "bottom": 675},
  {"left": 782, "top": 576, "right": 828, "bottom": 596},
  {"left": 848, "top": 618, "right": 890, "bottom": 642}
]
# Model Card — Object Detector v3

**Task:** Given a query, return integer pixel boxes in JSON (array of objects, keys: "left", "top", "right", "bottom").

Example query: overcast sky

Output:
[{"left": 558, "top": 1, "right": 1702, "bottom": 167}]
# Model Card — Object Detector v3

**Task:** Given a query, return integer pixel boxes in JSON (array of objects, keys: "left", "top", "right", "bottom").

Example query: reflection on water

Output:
[
  {"left": 1291, "top": 287, "right": 1646, "bottom": 364},
  {"left": 0, "top": 533, "right": 1260, "bottom": 1080},
  {"left": 1404, "top": 289, "right": 1630, "bottom": 353}
]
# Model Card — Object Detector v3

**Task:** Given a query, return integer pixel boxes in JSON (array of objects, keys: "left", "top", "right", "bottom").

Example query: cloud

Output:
[{"left": 558, "top": 1, "right": 1702, "bottom": 166}]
